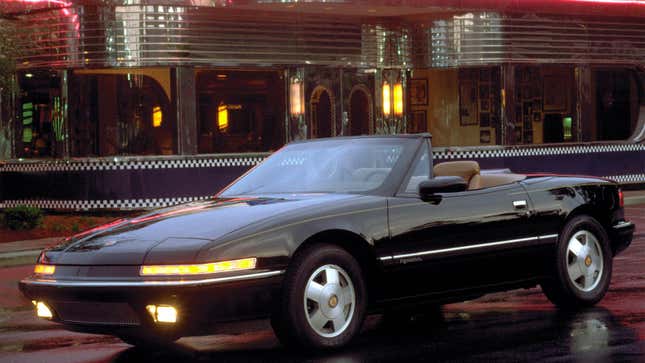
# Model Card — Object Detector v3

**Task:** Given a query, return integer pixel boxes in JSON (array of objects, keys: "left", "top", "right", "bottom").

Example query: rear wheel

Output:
[
  {"left": 541, "top": 215, "right": 612, "bottom": 308},
  {"left": 271, "top": 243, "right": 367, "bottom": 349}
]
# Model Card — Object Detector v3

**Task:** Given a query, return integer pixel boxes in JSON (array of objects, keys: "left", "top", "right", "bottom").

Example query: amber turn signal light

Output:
[
  {"left": 140, "top": 258, "right": 257, "bottom": 276},
  {"left": 34, "top": 264, "right": 56, "bottom": 275}
]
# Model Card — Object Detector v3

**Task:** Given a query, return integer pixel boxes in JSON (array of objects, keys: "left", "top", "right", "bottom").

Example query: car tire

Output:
[
  {"left": 541, "top": 215, "right": 612, "bottom": 309},
  {"left": 271, "top": 243, "right": 367, "bottom": 350}
]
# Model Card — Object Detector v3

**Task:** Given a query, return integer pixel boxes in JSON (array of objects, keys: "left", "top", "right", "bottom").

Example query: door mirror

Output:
[{"left": 418, "top": 176, "right": 468, "bottom": 201}]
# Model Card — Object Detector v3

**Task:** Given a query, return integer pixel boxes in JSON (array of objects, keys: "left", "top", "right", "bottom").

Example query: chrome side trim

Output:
[
  {"left": 613, "top": 221, "right": 634, "bottom": 230},
  {"left": 379, "top": 234, "right": 558, "bottom": 261},
  {"left": 21, "top": 270, "right": 284, "bottom": 288}
]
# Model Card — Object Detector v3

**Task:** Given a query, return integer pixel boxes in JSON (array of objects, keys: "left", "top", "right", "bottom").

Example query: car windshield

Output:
[{"left": 220, "top": 138, "right": 417, "bottom": 195}]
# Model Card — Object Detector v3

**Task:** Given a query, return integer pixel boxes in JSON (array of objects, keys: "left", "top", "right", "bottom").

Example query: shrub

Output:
[{"left": 3, "top": 206, "right": 43, "bottom": 230}]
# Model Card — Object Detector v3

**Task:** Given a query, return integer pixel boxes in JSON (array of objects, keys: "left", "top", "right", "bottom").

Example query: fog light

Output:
[
  {"left": 35, "top": 301, "right": 53, "bottom": 319},
  {"left": 146, "top": 304, "right": 177, "bottom": 324}
]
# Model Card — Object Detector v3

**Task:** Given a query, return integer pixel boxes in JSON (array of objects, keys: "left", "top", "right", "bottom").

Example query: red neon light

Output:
[
  {"left": 10, "top": 0, "right": 71, "bottom": 6},
  {"left": 571, "top": 0, "right": 645, "bottom": 4}
]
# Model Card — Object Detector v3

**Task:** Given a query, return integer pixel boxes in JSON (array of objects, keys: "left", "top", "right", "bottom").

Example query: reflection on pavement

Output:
[{"left": 109, "top": 306, "right": 643, "bottom": 363}]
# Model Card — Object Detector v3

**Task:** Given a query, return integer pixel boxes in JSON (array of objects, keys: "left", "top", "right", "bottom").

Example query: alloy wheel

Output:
[
  {"left": 566, "top": 230, "right": 604, "bottom": 292},
  {"left": 303, "top": 264, "right": 356, "bottom": 338}
]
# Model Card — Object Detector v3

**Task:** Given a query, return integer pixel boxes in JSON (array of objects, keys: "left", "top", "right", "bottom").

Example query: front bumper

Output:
[
  {"left": 610, "top": 220, "right": 635, "bottom": 256},
  {"left": 19, "top": 269, "right": 284, "bottom": 337}
]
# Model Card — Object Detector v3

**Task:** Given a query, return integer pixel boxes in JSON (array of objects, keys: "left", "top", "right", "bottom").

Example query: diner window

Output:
[
  {"left": 196, "top": 70, "right": 285, "bottom": 154},
  {"left": 410, "top": 67, "right": 501, "bottom": 147},
  {"left": 514, "top": 65, "right": 577, "bottom": 145},
  {"left": 68, "top": 69, "right": 175, "bottom": 156},
  {"left": 17, "top": 71, "right": 64, "bottom": 158},
  {"left": 593, "top": 69, "right": 640, "bottom": 141}
]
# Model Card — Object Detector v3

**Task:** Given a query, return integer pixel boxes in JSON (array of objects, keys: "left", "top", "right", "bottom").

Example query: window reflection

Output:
[
  {"left": 17, "top": 71, "right": 64, "bottom": 158},
  {"left": 68, "top": 68, "right": 175, "bottom": 156},
  {"left": 196, "top": 70, "right": 285, "bottom": 154}
]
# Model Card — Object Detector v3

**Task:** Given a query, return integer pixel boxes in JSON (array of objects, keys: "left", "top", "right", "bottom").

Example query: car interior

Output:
[{"left": 432, "top": 161, "right": 526, "bottom": 190}]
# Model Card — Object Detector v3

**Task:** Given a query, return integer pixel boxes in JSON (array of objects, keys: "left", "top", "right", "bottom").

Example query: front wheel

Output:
[
  {"left": 541, "top": 215, "right": 612, "bottom": 308},
  {"left": 271, "top": 243, "right": 367, "bottom": 349}
]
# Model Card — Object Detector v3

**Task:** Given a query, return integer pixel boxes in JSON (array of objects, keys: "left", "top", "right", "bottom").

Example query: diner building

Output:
[{"left": 0, "top": 0, "right": 644, "bottom": 210}]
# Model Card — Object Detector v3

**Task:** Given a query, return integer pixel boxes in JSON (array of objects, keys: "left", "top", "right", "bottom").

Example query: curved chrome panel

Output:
[
  {"left": 16, "top": 5, "right": 387, "bottom": 69},
  {"left": 428, "top": 13, "right": 645, "bottom": 67},
  {"left": 12, "top": 4, "right": 645, "bottom": 70}
]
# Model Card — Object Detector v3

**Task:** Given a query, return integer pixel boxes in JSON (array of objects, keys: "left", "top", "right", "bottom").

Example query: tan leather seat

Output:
[
  {"left": 479, "top": 173, "right": 526, "bottom": 188},
  {"left": 433, "top": 161, "right": 481, "bottom": 190}
]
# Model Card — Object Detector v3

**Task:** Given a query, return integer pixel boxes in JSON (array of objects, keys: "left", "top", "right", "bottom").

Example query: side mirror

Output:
[{"left": 418, "top": 176, "right": 468, "bottom": 201}]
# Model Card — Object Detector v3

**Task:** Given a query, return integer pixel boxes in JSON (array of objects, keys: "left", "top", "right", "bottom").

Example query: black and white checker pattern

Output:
[
  {"left": 0, "top": 155, "right": 269, "bottom": 173},
  {"left": 0, "top": 196, "right": 212, "bottom": 211},
  {"left": 1, "top": 143, "right": 644, "bottom": 211},
  {"left": 432, "top": 143, "right": 645, "bottom": 160},
  {"left": 604, "top": 174, "right": 645, "bottom": 184},
  {"left": 1, "top": 144, "right": 643, "bottom": 172}
]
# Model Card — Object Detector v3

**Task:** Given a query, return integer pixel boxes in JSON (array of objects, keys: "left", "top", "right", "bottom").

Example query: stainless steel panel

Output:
[
  {"left": 428, "top": 13, "right": 645, "bottom": 67},
  {"left": 11, "top": 6, "right": 645, "bottom": 70}
]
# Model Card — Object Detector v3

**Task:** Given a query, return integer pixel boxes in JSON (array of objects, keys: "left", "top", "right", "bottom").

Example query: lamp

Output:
[
  {"left": 217, "top": 103, "right": 228, "bottom": 131},
  {"left": 382, "top": 81, "right": 391, "bottom": 116},
  {"left": 393, "top": 83, "right": 403, "bottom": 117},
  {"left": 152, "top": 106, "right": 162, "bottom": 127},
  {"left": 290, "top": 77, "right": 304, "bottom": 117}
]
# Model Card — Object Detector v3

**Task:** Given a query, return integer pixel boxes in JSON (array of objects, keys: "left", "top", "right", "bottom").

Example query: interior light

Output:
[
  {"left": 563, "top": 116, "right": 573, "bottom": 141},
  {"left": 152, "top": 106, "right": 162, "bottom": 127},
  {"left": 34, "top": 264, "right": 56, "bottom": 275},
  {"left": 140, "top": 257, "right": 257, "bottom": 276},
  {"left": 36, "top": 301, "right": 53, "bottom": 319},
  {"left": 146, "top": 304, "right": 177, "bottom": 323},
  {"left": 25, "top": 73, "right": 34, "bottom": 78},
  {"left": 218, "top": 103, "right": 228, "bottom": 131},
  {"left": 382, "top": 82, "right": 391, "bottom": 116},
  {"left": 393, "top": 83, "right": 403, "bottom": 117},
  {"left": 290, "top": 78, "right": 304, "bottom": 117}
]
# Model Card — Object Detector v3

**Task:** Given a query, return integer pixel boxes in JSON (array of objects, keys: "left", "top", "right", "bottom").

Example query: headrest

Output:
[{"left": 433, "top": 161, "right": 481, "bottom": 184}]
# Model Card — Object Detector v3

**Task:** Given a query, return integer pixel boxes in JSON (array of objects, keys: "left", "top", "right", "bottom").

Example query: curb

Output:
[{"left": 0, "top": 250, "right": 40, "bottom": 268}]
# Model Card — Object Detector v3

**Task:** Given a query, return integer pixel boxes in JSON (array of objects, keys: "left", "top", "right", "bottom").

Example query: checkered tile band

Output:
[
  {"left": 0, "top": 155, "right": 268, "bottom": 173},
  {"left": 0, "top": 196, "right": 213, "bottom": 211},
  {"left": 605, "top": 174, "right": 645, "bottom": 184},
  {"left": 1, "top": 144, "right": 643, "bottom": 172},
  {"left": 1, "top": 173, "right": 642, "bottom": 211},
  {"left": 432, "top": 143, "right": 645, "bottom": 160}
]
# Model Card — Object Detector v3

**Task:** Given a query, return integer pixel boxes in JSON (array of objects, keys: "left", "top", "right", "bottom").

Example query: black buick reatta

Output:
[{"left": 20, "top": 134, "right": 634, "bottom": 349}]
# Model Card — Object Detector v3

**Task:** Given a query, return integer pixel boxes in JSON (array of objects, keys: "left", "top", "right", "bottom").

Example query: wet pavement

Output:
[{"left": 0, "top": 206, "right": 643, "bottom": 363}]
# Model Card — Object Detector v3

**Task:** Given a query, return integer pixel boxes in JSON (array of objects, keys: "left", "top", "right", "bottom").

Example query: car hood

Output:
[{"left": 44, "top": 194, "right": 362, "bottom": 265}]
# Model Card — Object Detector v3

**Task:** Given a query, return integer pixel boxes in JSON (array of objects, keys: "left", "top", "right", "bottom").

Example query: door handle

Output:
[{"left": 513, "top": 200, "right": 527, "bottom": 209}]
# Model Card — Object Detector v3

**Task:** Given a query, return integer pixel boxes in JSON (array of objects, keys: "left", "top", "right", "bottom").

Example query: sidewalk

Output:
[
  {"left": 0, "top": 192, "right": 643, "bottom": 268},
  {"left": 624, "top": 190, "right": 645, "bottom": 206},
  {"left": 0, "top": 237, "right": 60, "bottom": 267}
]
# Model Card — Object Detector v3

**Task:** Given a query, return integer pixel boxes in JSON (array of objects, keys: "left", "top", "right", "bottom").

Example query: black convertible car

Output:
[{"left": 20, "top": 134, "right": 634, "bottom": 349}]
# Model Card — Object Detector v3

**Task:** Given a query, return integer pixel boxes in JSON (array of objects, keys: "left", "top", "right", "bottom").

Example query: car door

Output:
[{"left": 378, "top": 145, "right": 547, "bottom": 300}]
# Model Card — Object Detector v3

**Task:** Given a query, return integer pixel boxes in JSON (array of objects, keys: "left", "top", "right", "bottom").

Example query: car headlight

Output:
[{"left": 139, "top": 257, "right": 257, "bottom": 276}]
